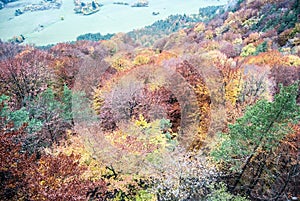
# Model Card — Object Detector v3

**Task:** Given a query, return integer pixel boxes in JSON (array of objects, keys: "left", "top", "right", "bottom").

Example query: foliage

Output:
[
  {"left": 26, "top": 153, "right": 107, "bottom": 201},
  {"left": 0, "top": 115, "right": 31, "bottom": 200},
  {"left": 0, "top": 117, "right": 107, "bottom": 200},
  {"left": 153, "top": 51, "right": 177, "bottom": 65},
  {"left": 0, "top": 84, "right": 93, "bottom": 152},
  {"left": 194, "top": 22, "right": 206, "bottom": 33},
  {"left": 24, "top": 87, "right": 71, "bottom": 150},
  {"left": 103, "top": 116, "right": 178, "bottom": 170},
  {"left": 1, "top": 0, "right": 300, "bottom": 200},
  {"left": 150, "top": 148, "right": 218, "bottom": 201},
  {"left": 127, "top": 6, "right": 223, "bottom": 46},
  {"left": 253, "top": 41, "right": 268, "bottom": 55},
  {"left": 110, "top": 57, "right": 132, "bottom": 71},
  {"left": 238, "top": 65, "right": 273, "bottom": 106},
  {"left": 77, "top": 32, "right": 115, "bottom": 41},
  {"left": 0, "top": 95, "right": 42, "bottom": 132},
  {"left": 133, "top": 54, "right": 151, "bottom": 66},
  {"left": 240, "top": 43, "right": 256, "bottom": 57},
  {"left": 48, "top": 134, "right": 155, "bottom": 201},
  {"left": 244, "top": 50, "right": 300, "bottom": 67},
  {"left": 0, "top": 40, "right": 24, "bottom": 60},
  {"left": 211, "top": 84, "right": 299, "bottom": 199},
  {"left": 270, "top": 65, "right": 300, "bottom": 103},
  {"left": 214, "top": 58, "right": 243, "bottom": 106},
  {"left": 173, "top": 60, "right": 211, "bottom": 149},
  {"left": 0, "top": 48, "right": 53, "bottom": 108},
  {"left": 205, "top": 183, "right": 249, "bottom": 201},
  {"left": 246, "top": 0, "right": 299, "bottom": 34},
  {"left": 212, "top": 83, "right": 299, "bottom": 166},
  {"left": 135, "top": 190, "right": 156, "bottom": 201}
]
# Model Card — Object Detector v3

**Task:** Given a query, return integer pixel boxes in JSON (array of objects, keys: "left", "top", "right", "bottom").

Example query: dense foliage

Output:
[
  {"left": 77, "top": 33, "right": 115, "bottom": 42},
  {"left": 0, "top": 0, "right": 299, "bottom": 200},
  {"left": 212, "top": 84, "right": 299, "bottom": 199},
  {"left": 127, "top": 6, "right": 224, "bottom": 46}
]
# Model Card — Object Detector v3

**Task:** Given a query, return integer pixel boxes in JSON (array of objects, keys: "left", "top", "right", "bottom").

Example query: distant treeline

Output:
[
  {"left": 76, "top": 32, "right": 115, "bottom": 41},
  {"left": 127, "top": 5, "right": 224, "bottom": 46},
  {"left": 35, "top": 33, "right": 115, "bottom": 50},
  {"left": 0, "top": 0, "right": 17, "bottom": 3},
  {"left": 74, "top": 5, "right": 224, "bottom": 46},
  {"left": 0, "top": 0, "right": 17, "bottom": 8},
  {"left": 252, "top": 0, "right": 299, "bottom": 33}
]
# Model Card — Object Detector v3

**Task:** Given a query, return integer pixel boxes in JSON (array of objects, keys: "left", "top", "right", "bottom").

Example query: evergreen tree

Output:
[{"left": 211, "top": 84, "right": 299, "bottom": 195}]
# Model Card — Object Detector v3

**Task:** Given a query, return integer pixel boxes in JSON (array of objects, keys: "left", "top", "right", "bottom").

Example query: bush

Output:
[
  {"left": 206, "top": 183, "right": 249, "bottom": 201},
  {"left": 240, "top": 43, "right": 256, "bottom": 57}
]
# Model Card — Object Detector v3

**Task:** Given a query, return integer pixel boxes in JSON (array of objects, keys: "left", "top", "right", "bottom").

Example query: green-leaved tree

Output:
[{"left": 211, "top": 83, "right": 299, "bottom": 198}]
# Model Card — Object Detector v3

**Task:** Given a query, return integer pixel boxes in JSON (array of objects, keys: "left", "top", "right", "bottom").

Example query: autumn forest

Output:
[{"left": 0, "top": 0, "right": 299, "bottom": 200}]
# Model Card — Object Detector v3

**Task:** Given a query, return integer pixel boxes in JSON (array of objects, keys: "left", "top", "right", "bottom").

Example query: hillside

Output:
[
  {"left": 0, "top": 0, "right": 299, "bottom": 200},
  {"left": 126, "top": 5, "right": 224, "bottom": 46},
  {"left": 74, "top": 5, "right": 223, "bottom": 45}
]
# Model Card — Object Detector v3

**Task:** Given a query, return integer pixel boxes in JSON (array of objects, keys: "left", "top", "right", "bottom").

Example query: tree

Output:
[
  {"left": 205, "top": 183, "right": 249, "bottom": 201},
  {"left": 0, "top": 111, "right": 107, "bottom": 200},
  {"left": 150, "top": 147, "right": 219, "bottom": 201},
  {"left": 253, "top": 41, "right": 268, "bottom": 55},
  {"left": 211, "top": 84, "right": 299, "bottom": 199},
  {"left": 214, "top": 58, "right": 241, "bottom": 99},
  {"left": 271, "top": 65, "right": 300, "bottom": 102},
  {"left": 25, "top": 153, "right": 107, "bottom": 201},
  {"left": 240, "top": 43, "right": 256, "bottom": 57},
  {"left": 24, "top": 87, "right": 69, "bottom": 150},
  {"left": 0, "top": 95, "right": 42, "bottom": 132},
  {"left": 0, "top": 118, "right": 33, "bottom": 200},
  {"left": 0, "top": 48, "right": 53, "bottom": 108},
  {"left": 238, "top": 64, "right": 273, "bottom": 106},
  {"left": 0, "top": 40, "right": 24, "bottom": 61}
]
